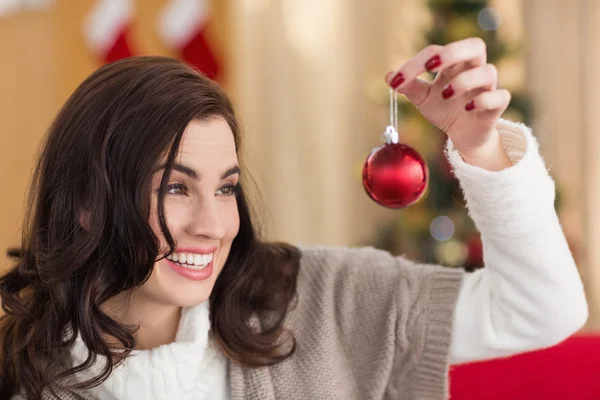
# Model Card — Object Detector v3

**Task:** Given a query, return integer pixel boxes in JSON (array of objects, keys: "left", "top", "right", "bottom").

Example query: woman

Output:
[{"left": 0, "top": 37, "right": 587, "bottom": 400}]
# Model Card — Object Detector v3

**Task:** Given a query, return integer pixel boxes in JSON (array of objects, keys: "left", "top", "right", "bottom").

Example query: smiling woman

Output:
[
  {"left": 0, "top": 46, "right": 588, "bottom": 400},
  {"left": 0, "top": 57, "right": 300, "bottom": 399}
]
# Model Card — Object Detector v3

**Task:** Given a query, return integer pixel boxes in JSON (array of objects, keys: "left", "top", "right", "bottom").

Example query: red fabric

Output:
[
  {"left": 104, "top": 27, "right": 134, "bottom": 63},
  {"left": 180, "top": 26, "right": 221, "bottom": 81},
  {"left": 449, "top": 334, "right": 600, "bottom": 399}
]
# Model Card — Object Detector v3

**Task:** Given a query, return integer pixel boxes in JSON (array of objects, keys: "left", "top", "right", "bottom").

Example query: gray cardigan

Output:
[{"left": 32, "top": 246, "right": 463, "bottom": 400}]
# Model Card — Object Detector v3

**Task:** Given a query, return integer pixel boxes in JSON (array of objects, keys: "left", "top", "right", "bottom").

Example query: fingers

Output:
[
  {"left": 385, "top": 44, "right": 444, "bottom": 90},
  {"left": 386, "top": 37, "right": 488, "bottom": 96},
  {"left": 385, "top": 37, "right": 501, "bottom": 113},
  {"left": 466, "top": 89, "right": 511, "bottom": 113},
  {"left": 440, "top": 64, "right": 498, "bottom": 100},
  {"left": 436, "top": 57, "right": 486, "bottom": 81},
  {"left": 427, "top": 37, "right": 488, "bottom": 75}
]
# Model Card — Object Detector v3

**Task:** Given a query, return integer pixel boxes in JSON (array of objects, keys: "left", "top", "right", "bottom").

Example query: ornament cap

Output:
[{"left": 382, "top": 125, "right": 399, "bottom": 144}]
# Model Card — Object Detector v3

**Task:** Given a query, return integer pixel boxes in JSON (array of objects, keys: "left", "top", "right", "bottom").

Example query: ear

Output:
[{"left": 79, "top": 209, "right": 90, "bottom": 231}]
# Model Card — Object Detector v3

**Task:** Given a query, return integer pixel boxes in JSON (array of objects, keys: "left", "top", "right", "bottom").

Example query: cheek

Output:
[
  {"left": 225, "top": 201, "right": 240, "bottom": 241},
  {"left": 148, "top": 201, "right": 184, "bottom": 247}
]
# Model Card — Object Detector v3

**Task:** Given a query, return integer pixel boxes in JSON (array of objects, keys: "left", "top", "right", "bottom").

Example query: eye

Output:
[
  {"left": 216, "top": 183, "right": 238, "bottom": 196},
  {"left": 166, "top": 183, "right": 189, "bottom": 195}
]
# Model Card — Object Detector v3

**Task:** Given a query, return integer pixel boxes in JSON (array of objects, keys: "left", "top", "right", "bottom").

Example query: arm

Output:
[
  {"left": 447, "top": 119, "right": 588, "bottom": 364},
  {"left": 385, "top": 37, "right": 587, "bottom": 364}
]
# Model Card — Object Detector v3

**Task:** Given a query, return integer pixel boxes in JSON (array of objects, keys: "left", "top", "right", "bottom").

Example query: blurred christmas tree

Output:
[{"left": 370, "top": 0, "right": 538, "bottom": 271}]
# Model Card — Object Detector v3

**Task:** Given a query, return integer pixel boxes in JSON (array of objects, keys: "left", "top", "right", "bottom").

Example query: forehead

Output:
[{"left": 175, "top": 117, "right": 237, "bottom": 167}]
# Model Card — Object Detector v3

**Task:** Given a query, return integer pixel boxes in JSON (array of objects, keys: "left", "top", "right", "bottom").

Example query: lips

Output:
[{"left": 164, "top": 247, "right": 217, "bottom": 281}]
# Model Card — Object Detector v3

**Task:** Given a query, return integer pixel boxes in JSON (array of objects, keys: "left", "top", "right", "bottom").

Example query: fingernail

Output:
[
  {"left": 425, "top": 54, "right": 442, "bottom": 71},
  {"left": 465, "top": 100, "right": 475, "bottom": 111},
  {"left": 389, "top": 72, "right": 405, "bottom": 88},
  {"left": 442, "top": 84, "right": 454, "bottom": 99}
]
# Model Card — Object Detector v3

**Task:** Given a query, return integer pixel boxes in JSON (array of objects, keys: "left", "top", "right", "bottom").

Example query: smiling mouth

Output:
[{"left": 166, "top": 251, "right": 213, "bottom": 270}]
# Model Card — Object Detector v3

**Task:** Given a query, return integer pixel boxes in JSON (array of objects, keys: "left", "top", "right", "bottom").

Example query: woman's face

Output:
[{"left": 138, "top": 117, "right": 240, "bottom": 308}]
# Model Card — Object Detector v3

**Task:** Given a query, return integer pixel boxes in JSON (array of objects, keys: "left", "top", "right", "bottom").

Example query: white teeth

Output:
[{"left": 168, "top": 251, "right": 214, "bottom": 270}]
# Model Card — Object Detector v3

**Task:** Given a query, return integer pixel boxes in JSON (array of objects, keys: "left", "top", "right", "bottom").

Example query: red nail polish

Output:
[
  {"left": 465, "top": 101, "right": 475, "bottom": 111},
  {"left": 442, "top": 85, "right": 454, "bottom": 99},
  {"left": 425, "top": 54, "right": 442, "bottom": 71},
  {"left": 390, "top": 73, "right": 405, "bottom": 88}
]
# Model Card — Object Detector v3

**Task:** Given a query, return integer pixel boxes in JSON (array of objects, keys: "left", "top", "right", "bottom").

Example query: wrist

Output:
[{"left": 459, "top": 129, "right": 513, "bottom": 171}]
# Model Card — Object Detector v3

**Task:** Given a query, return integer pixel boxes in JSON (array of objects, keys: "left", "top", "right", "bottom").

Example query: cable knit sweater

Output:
[{"left": 31, "top": 119, "right": 586, "bottom": 400}]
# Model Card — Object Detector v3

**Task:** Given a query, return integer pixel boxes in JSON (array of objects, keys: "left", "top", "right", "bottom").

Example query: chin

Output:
[
  {"left": 166, "top": 276, "right": 218, "bottom": 308},
  {"left": 158, "top": 280, "right": 214, "bottom": 308}
]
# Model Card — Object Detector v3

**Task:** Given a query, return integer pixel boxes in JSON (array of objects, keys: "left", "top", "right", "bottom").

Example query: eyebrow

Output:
[
  {"left": 156, "top": 163, "right": 240, "bottom": 180},
  {"left": 220, "top": 165, "right": 241, "bottom": 180}
]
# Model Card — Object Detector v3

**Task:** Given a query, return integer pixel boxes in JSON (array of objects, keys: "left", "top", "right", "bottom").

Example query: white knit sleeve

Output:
[{"left": 446, "top": 119, "right": 588, "bottom": 364}]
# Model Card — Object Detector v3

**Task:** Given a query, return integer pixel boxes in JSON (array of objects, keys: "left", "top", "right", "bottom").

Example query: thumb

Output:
[
  {"left": 395, "top": 78, "right": 431, "bottom": 106},
  {"left": 385, "top": 72, "right": 431, "bottom": 106}
]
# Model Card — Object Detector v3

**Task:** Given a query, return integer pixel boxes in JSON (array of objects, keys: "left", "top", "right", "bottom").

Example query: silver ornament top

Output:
[
  {"left": 382, "top": 88, "right": 400, "bottom": 144},
  {"left": 382, "top": 125, "right": 399, "bottom": 144}
]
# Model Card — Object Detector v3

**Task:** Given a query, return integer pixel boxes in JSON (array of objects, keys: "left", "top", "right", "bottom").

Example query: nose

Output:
[{"left": 185, "top": 196, "right": 226, "bottom": 239}]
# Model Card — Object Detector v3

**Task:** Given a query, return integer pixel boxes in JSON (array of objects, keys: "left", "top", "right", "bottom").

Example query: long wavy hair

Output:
[{"left": 0, "top": 56, "right": 300, "bottom": 399}]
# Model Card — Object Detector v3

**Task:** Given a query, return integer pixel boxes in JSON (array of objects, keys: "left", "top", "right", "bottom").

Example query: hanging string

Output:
[
  {"left": 383, "top": 88, "right": 399, "bottom": 145},
  {"left": 390, "top": 87, "right": 397, "bottom": 131}
]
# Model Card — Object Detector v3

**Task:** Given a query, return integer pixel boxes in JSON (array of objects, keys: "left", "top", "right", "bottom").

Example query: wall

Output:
[{"left": 0, "top": 0, "right": 228, "bottom": 271}]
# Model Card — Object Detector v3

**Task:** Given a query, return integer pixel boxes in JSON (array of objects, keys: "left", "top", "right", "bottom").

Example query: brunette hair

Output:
[{"left": 0, "top": 56, "right": 300, "bottom": 399}]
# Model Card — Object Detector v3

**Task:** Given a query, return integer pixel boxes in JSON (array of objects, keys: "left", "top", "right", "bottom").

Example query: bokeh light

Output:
[
  {"left": 478, "top": 7, "right": 502, "bottom": 31},
  {"left": 430, "top": 215, "right": 455, "bottom": 241}
]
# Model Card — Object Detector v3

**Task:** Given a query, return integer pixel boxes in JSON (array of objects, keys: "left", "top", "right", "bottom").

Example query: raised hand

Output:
[{"left": 386, "top": 37, "right": 512, "bottom": 170}]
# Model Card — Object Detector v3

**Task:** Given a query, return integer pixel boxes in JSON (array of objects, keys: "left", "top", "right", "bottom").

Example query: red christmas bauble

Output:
[{"left": 362, "top": 143, "right": 429, "bottom": 208}]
